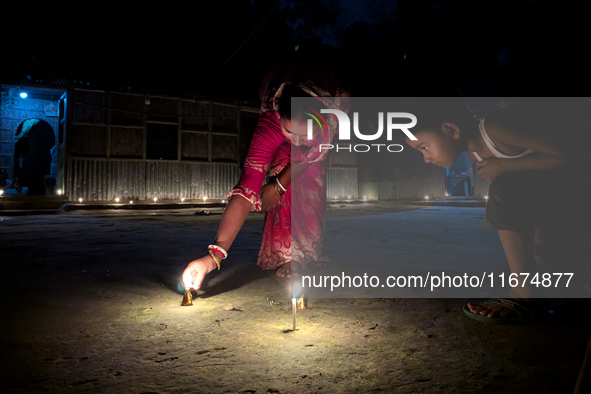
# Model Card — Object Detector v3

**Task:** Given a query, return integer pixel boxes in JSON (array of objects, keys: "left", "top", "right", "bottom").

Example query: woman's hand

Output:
[
  {"left": 182, "top": 255, "right": 218, "bottom": 290},
  {"left": 260, "top": 182, "right": 281, "bottom": 212},
  {"left": 476, "top": 157, "right": 506, "bottom": 181}
]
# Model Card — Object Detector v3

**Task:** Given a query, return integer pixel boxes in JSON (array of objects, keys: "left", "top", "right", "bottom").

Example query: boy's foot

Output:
[{"left": 466, "top": 298, "right": 546, "bottom": 318}]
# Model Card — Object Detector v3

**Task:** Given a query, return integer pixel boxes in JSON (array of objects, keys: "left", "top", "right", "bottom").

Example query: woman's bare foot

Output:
[
  {"left": 276, "top": 262, "right": 292, "bottom": 277},
  {"left": 314, "top": 256, "right": 332, "bottom": 267}
]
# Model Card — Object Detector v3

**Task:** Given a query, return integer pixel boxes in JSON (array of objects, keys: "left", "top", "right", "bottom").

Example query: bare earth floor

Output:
[{"left": 0, "top": 203, "right": 589, "bottom": 393}]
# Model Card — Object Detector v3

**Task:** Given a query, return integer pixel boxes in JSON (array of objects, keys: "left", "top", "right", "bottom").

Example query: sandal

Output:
[{"left": 463, "top": 298, "right": 556, "bottom": 325}]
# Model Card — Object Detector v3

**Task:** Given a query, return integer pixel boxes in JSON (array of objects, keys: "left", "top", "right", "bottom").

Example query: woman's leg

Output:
[{"left": 257, "top": 194, "right": 293, "bottom": 276}]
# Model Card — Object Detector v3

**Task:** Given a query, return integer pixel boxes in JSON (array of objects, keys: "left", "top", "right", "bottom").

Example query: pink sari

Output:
[{"left": 227, "top": 74, "right": 349, "bottom": 270}]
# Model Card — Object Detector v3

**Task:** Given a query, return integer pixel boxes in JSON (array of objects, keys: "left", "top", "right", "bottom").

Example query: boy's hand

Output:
[
  {"left": 260, "top": 183, "right": 281, "bottom": 212},
  {"left": 476, "top": 157, "right": 506, "bottom": 181},
  {"left": 182, "top": 255, "right": 217, "bottom": 290}
]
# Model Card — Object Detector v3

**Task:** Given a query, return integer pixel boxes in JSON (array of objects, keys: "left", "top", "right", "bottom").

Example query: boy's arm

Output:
[{"left": 485, "top": 121, "right": 570, "bottom": 172}]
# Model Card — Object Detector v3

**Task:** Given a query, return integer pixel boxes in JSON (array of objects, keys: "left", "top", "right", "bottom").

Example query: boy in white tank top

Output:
[{"left": 405, "top": 100, "right": 586, "bottom": 323}]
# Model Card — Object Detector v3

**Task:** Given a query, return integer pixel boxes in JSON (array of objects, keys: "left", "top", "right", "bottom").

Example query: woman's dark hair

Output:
[
  {"left": 275, "top": 63, "right": 338, "bottom": 121},
  {"left": 277, "top": 84, "right": 328, "bottom": 121}
]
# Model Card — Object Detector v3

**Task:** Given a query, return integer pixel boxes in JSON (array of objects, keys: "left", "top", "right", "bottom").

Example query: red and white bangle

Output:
[{"left": 208, "top": 244, "right": 228, "bottom": 260}]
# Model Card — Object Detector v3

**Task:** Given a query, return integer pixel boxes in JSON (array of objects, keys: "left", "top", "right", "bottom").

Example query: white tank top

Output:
[{"left": 473, "top": 117, "right": 533, "bottom": 161}]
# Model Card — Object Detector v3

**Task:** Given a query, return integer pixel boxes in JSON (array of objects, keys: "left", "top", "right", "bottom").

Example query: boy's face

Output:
[{"left": 405, "top": 123, "right": 462, "bottom": 168}]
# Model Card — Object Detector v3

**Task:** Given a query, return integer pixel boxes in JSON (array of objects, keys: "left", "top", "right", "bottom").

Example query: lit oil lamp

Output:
[
  {"left": 181, "top": 289, "right": 194, "bottom": 306},
  {"left": 291, "top": 282, "right": 306, "bottom": 331}
]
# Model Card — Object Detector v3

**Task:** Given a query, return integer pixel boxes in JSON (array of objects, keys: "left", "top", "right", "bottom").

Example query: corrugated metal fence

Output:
[
  {"left": 472, "top": 173, "right": 491, "bottom": 198},
  {"left": 67, "top": 159, "right": 238, "bottom": 201},
  {"left": 326, "top": 168, "right": 358, "bottom": 199}
]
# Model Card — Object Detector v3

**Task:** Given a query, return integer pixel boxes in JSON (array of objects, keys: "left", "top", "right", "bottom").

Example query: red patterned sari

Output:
[{"left": 227, "top": 73, "right": 350, "bottom": 271}]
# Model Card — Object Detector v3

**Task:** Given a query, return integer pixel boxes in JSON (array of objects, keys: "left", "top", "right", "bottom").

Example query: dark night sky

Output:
[{"left": 3, "top": 1, "right": 590, "bottom": 101}]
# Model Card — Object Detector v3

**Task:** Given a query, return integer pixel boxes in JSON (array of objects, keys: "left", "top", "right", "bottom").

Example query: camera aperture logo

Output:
[
  {"left": 303, "top": 107, "right": 328, "bottom": 138},
  {"left": 305, "top": 108, "right": 418, "bottom": 153}
]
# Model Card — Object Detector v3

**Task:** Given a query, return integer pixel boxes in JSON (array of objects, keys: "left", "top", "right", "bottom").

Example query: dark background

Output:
[{"left": 3, "top": 1, "right": 588, "bottom": 101}]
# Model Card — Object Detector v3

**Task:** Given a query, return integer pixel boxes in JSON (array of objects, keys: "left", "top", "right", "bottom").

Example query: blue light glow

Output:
[{"left": 20, "top": 92, "right": 27, "bottom": 98}]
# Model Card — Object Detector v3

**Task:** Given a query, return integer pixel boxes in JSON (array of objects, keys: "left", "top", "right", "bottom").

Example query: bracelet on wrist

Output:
[
  {"left": 276, "top": 178, "right": 287, "bottom": 193},
  {"left": 208, "top": 249, "right": 221, "bottom": 270},
  {"left": 208, "top": 244, "right": 228, "bottom": 259},
  {"left": 274, "top": 182, "right": 284, "bottom": 196}
]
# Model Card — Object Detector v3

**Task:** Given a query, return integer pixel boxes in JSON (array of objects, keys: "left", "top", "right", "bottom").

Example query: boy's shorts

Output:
[{"left": 484, "top": 169, "right": 583, "bottom": 235}]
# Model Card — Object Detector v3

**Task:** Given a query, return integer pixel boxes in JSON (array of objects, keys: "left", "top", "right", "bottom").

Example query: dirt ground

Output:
[{"left": 1, "top": 202, "right": 589, "bottom": 393}]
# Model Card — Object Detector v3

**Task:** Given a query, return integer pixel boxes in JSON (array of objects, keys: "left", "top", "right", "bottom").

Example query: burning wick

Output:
[
  {"left": 115, "top": 197, "right": 119, "bottom": 203},
  {"left": 153, "top": 197, "right": 157, "bottom": 202},
  {"left": 203, "top": 196, "right": 208, "bottom": 201},
  {"left": 181, "top": 198, "right": 185, "bottom": 202},
  {"left": 292, "top": 297, "right": 297, "bottom": 331},
  {"left": 291, "top": 282, "right": 302, "bottom": 331},
  {"left": 181, "top": 289, "right": 194, "bottom": 306},
  {"left": 129, "top": 200, "right": 133, "bottom": 204},
  {"left": 78, "top": 198, "right": 83, "bottom": 203}
]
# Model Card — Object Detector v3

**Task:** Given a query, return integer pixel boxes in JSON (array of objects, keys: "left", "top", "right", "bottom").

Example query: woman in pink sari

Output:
[{"left": 182, "top": 67, "right": 350, "bottom": 289}]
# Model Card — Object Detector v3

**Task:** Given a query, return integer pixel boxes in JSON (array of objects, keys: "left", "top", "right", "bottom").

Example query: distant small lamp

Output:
[
  {"left": 153, "top": 197, "right": 158, "bottom": 202},
  {"left": 484, "top": 195, "right": 489, "bottom": 200},
  {"left": 78, "top": 198, "right": 83, "bottom": 203},
  {"left": 203, "top": 196, "right": 208, "bottom": 201},
  {"left": 19, "top": 92, "right": 27, "bottom": 99},
  {"left": 57, "top": 189, "right": 63, "bottom": 195},
  {"left": 115, "top": 197, "right": 120, "bottom": 203},
  {"left": 347, "top": 195, "right": 351, "bottom": 199},
  {"left": 0, "top": 190, "right": 3, "bottom": 196},
  {"left": 181, "top": 198, "right": 185, "bottom": 202},
  {"left": 222, "top": 199, "right": 225, "bottom": 203},
  {"left": 129, "top": 200, "right": 133, "bottom": 204},
  {"left": 425, "top": 196, "right": 429, "bottom": 200},
  {"left": 363, "top": 195, "right": 367, "bottom": 201}
]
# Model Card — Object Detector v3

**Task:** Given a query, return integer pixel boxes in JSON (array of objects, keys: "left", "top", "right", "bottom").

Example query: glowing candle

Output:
[
  {"left": 78, "top": 198, "right": 83, "bottom": 203},
  {"left": 181, "top": 198, "right": 185, "bottom": 202},
  {"left": 57, "top": 189, "right": 62, "bottom": 195},
  {"left": 115, "top": 198, "right": 119, "bottom": 203},
  {"left": 181, "top": 289, "right": 193, "bottom": 306},
  {"left": 153, "top": 197, "right": 157, "bottom": 202},
  {"left": 292, "top": 297, "right": 297, "bottom": 331},
  {"left": 203, "top": 196, "right": 208, "bottom": 201},
  {"left": 129, "top": 200, "right": 133, "bottom": 204},
  {"left": 291, "top": 282, "right": 302, "bottom": 332}
]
